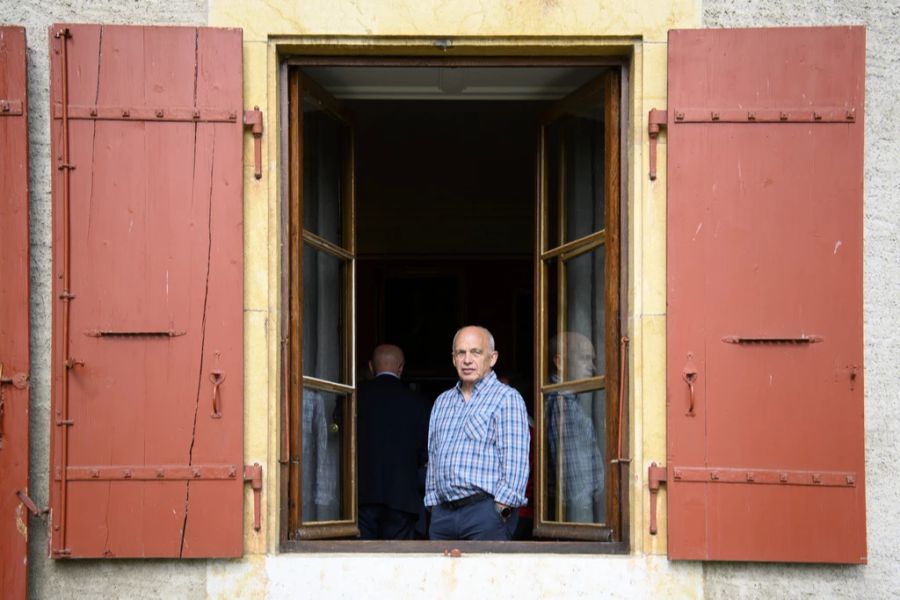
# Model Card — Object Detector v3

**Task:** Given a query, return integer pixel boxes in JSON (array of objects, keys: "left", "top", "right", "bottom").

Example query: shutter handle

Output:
[
  {"left": 681, "top": 353, "right": 698, "bottom": 416},
  {"left": 210, "top": 370, "right": 226, "bottom": 419}
]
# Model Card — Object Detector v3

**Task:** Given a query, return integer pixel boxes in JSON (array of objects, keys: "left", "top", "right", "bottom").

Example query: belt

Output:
[{"left": 440, "top": 492, "right": 492, "bottom": 510}]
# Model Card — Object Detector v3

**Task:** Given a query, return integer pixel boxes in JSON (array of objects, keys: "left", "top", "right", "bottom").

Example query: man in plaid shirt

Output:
[{"left": 425, "top": 325, "right": 530, "bottom": 540}]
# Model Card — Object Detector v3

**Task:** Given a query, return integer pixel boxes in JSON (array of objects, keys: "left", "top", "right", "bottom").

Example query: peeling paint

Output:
[{"left": 15, "top": 502, "right": 27, "bottom": 540}]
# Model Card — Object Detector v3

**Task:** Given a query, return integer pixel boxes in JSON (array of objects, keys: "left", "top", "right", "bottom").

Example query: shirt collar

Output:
[
  {"left": 375, "top": 371, "right": 400, "bottom": 379},
  {"left": 455, "top": 370, "right": 497, "bottom": 397}
]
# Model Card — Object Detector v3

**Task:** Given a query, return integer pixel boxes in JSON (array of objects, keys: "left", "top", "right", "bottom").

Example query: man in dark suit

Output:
[{"left": 357, "top": 344, "right": 429, "bottom": 539}]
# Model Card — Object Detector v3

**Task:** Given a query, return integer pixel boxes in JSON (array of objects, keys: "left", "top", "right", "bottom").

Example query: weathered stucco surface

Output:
[
  {"left": 0, "top": 0, "right": 896, "bottom": 598},
  {"left": 702, "top": 2, "right": 900, "bottom": 599},
  {"left": 0, "top": 4, "right": 209, "bottom": 599}
]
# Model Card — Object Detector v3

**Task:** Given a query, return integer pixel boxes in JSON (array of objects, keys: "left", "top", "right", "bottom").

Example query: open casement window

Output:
[
  {"left": 534, "top": 71, "right": 622, "bottom": 542},
  {"left": 49, "top": 24, "right": 245, "bottom": 558},
  {"left": 287, "top": 71, "right": 358, "bottom": 539},
  {"left": 1, "top": 25, "right": 30, "bottom": 596},
  {"left": 665, "top": 26, "right": 866, "bottom": 563}
]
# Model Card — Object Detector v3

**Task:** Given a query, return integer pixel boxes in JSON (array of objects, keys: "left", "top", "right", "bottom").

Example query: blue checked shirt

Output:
[
  {"left": 425, "top": 371, "right": 530, "bottom": 507},
  {"left": 544, "top": 388, "right": 604, "bottom": 505}
]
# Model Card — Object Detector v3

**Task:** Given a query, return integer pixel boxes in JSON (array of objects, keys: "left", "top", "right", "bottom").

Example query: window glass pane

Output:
[
  {"left": 544, "top": 245, "right": 606, "bottom": 384},
  {"left": 302, "top": 243, "right": 346, "bottom": 383},
  {"left": 563, "top": 106, "right": 604, "bottom": 243},
  {"left": 301, "top": 388, "right": 350, "bottom": 522},
  {"left": 544, "top": 121, "right": 561, "bottom": 250},
  {"left": 303, "top": 97, "right": 345, "bottom": 246},
  {"left": 542, "top": 388, "right": 607, "bottom": 524},
  {"left": 543, "top": 106, "right": 605, "bottom": 251}
]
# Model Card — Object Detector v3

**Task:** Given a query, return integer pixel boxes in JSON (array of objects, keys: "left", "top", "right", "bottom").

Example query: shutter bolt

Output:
[
  {"left": 193, "top": 468, "right": 202, "bottom": 478},
  {"left": 156, "top": 468, "right": 166, "bottom": 478},
  {"left": 813, "top": 111, "right": 822, "bottom": 120},
  {"left": 780, "top": 111, "right": 789, "bottom": 121},
  {"left": 812, "top": 473, "right": 821, "bottom": 484},
  {"left": 710, "top": 471, "right": 720, "bottom": 480},
  {"left": 121, "top": 109, "right": 130, "bottom": 118},
  {"left": 746, "top": 472, "right": 755, "bottom": 482},
  {"left": 711, "top": 111, "right": 720, "bottom": 121},
  {"left": 90, "top": 469, "right": 99, "bottom": 478},
  {"left": 846, "top": 109, "right": 855, "bottom": 120},
  {"left": 747, "top": 111, "right": 756, "bottom": 121},
  {"left": 123, "top": 469, "right": 132, "bottom": 479},
  {"left": 90, "top": 107, "right": 97, "bottom": 116},
  {"left": 780, "top": 473, "right": 788, "bottom": 483},
  {"left": 193, "top": 109, "right": 201, "bottom": 119},
  {"left": 846, "top": 475, "right": 855, "bottom": 485},
  {"left": 156, "top": 109, "right": 164, "bottom": 118}
]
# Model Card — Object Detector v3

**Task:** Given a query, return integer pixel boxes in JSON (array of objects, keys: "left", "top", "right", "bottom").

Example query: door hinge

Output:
[
  {"left": 244, "top": 463, "right": 263, "bottom": 531},
  {"left": 648, "top": 108, "right": 667, "bottom": 181},
  {"left": 648, "top": 462, "right": 667, "bottom": 535},
  {"left": 243, "top": 107, "right": 264, "bottom": 180}
]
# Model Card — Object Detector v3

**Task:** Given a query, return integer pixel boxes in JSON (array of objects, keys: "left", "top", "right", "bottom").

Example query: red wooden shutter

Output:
[
  {"left": 666, "top": 27, "right": 866, "bottom": 563},
  {"left": 49, "top": 24, "right": 244, "bottom": 558},
  {"left": 0, "top": 25, "right": 30, "bottom": 597}
]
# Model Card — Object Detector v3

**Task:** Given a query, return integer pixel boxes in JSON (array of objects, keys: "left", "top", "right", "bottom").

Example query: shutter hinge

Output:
[
  {"left": 243, "top": 107, "right": 264, "bottom": 180},
  {"left": 648, "top": 462, "right": 667, "bottom": 535},
  {"left": 648, "top": 108, "right": 667, "bottom": 181},
  {"left": 244, "top": 463, "right": 263, "bottom": 531},
  {"left": 16, "top": 490, "right": 50, "bottom": 519}
]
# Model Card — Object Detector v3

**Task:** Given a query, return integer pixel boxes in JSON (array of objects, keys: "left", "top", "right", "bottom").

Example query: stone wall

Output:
[{"left": 702, "top": 2, "right": 900, "bottom": 599}]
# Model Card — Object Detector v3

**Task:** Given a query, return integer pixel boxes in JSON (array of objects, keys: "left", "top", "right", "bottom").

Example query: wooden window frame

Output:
[
  {"left": 286, "top": 69, "right": 358, "bottom": 541},
  {"left": 533, "top": 70, "right": 623, "bottom": 542},
  {"left": 280, "top": 54, "right": 629, "bottom": 553}
]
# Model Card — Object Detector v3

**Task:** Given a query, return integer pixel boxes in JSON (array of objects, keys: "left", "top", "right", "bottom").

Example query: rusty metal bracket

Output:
[
  {"left": 243, "top": 106, "right": 264, "bottom": 180},
  {"left": 0, "top": 99, "right": 24, "bottom": 116},
  {"left": 52, "top": 103, "right": 240, "bottom": 123},
  {"left": 0, "top": 363, "right": 29, "bottom": 390},
  {"left": 648, "top": 462, "right": 667, "bottom": 535},
  {"left": 672, "top": 107, "right": 857, "bottom": 123},
  {"left": 671, "top": 466, "right": 856, "bottom": 487},
  {"left": 84, "top": 329, "right": 186, "bottom": 338},
  {"left": 648, "top": 108, "right": 667, "bottom": 181},
  {"left": 16, "top": 490, "right": 49, "bottom": 519},
  {"left": 244, "top": 463, "right": 263, "bottom": 531},
  {"left": 722, "top": 335, "right": 822, "bottom": 345}
]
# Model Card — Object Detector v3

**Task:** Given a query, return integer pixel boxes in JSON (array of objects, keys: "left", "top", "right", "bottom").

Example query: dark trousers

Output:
[
  {"left": 359, "top": 504, "right": 418, "bottom": 540},
  {"left": 429, "top": 496, "right": 518, "bottom": 541}
]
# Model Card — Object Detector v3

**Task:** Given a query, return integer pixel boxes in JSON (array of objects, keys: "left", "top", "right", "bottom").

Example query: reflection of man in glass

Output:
[{"left": 545, "top": 332, "right": 604, "bottom": 524}]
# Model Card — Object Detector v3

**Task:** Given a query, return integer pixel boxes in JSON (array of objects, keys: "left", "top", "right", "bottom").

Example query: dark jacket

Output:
[{"left": 357, "top": 374, "right": 429, "bottom": 516}]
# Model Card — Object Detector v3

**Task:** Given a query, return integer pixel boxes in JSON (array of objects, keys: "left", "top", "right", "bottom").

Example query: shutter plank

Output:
[
  {"left": 50, "top": 24, "right": 244, "bottom": 559},
  {"left": 666, "top": 27, "right": 865, "bottom": 563},
  {"left": 0, "top": 25, "right": 29, "bottom": 599}
]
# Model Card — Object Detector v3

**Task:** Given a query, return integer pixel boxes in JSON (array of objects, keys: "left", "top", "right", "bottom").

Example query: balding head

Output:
[{"left": 369, "top": 344, "right": 405, "bottom": 377}]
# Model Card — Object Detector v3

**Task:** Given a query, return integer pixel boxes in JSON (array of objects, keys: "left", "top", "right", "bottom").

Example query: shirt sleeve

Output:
[
  {"left": 492, "top": 390, "right": 530, "bottom": 507},
  {"left": 424, "top": 400, "right": 439, "bottom": 507}
]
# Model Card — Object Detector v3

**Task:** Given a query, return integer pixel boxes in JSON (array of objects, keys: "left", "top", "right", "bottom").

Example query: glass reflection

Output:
[
  {"left": 302, "top": 388, "right": 348, "bottom": 522},
  {"left": 544, "top": 245, "right": 606, "bottom": 383},
  {"left": 543, "top": 388, "right": 606, "bottom": 524},
  {"left": 303, "top": 98, "right": 345, "bottom": 247},
  {"left": 302, "top": 244, "right": 345, "bottom": 383}
]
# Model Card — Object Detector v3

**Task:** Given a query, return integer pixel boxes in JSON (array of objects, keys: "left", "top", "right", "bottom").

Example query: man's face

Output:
[
  {"left": 558, "top": 333, "right": 597, "bottom": 381},
  {"left": 452, "top": 327, "right": 498, "bottom": 386}
]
